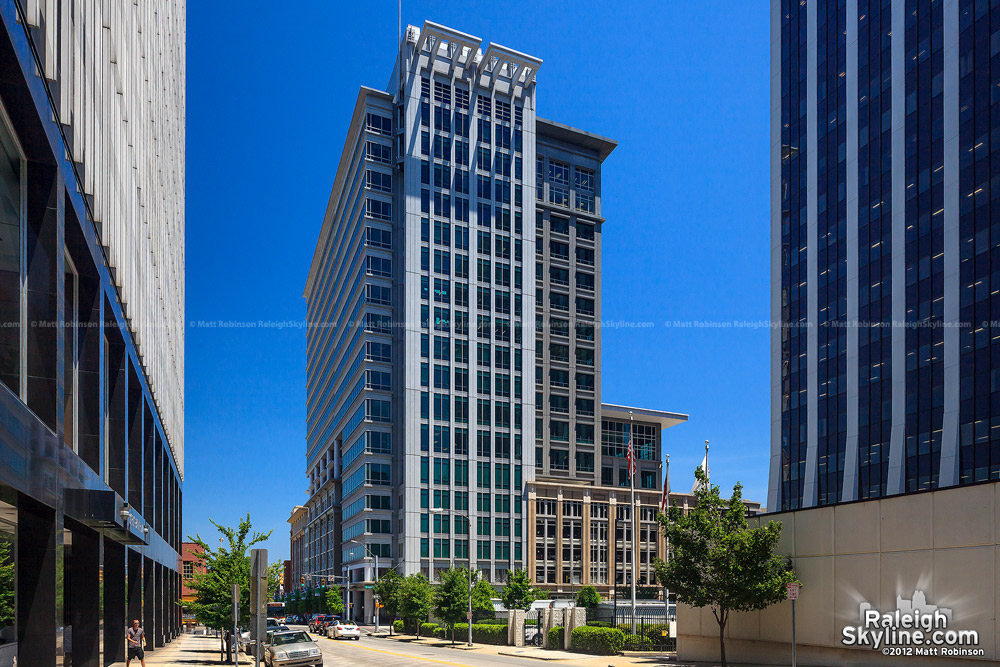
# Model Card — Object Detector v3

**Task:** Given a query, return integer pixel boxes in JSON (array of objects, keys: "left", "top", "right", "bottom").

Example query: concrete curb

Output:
[{"left": 497, "top": 649, "right": 585, "bottom": 661}]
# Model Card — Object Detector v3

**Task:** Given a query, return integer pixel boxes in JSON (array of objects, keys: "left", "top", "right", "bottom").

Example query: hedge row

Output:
[
  {"left": 625, "top": 634, "right": 654, "bottom": 650},
  {"left": 475, "top": 617, "right": 508, "bottom": 625},
  {"left": 453, "top": 622, "right": 507, "bottom": 645},
  {"left": 570, "top": 626, "right": 626, "bottom": 655},
  {"left": 419, "top": 622, "right": 439, "bottom": 637},
  {"left": 546, "top": 626, "right": 564, "bottom": 650},
  {"left": 392, "top": 620, "right": 405, "bottom": 634}
]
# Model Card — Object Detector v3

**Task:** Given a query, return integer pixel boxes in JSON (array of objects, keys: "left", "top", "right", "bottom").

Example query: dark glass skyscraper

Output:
[
  {"left": 769, "top": 0, "right": 1000, "bottom": 510},
  {"left": 0, "top": 3, "right": 186, "bottom": 665}
]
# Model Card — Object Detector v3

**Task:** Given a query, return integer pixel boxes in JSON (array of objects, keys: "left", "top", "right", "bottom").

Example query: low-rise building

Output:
[
  {"left": 526, "top": 404, "right": 684, "bottom": 599},
  {"left": 180, "top": 542, "right": 206, "bottom": 629},
  {"left": 288, "top": 505, "right": 308, "bottom": 590}
]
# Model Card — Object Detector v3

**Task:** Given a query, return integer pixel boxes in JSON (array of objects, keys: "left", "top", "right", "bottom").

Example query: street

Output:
[{"left": 285, "top": 625, "right": 665, "bottom": 667}]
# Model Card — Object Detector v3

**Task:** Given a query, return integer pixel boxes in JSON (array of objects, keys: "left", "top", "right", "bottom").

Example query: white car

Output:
[{"left": 327, "top": 620, "right": 361, "bottom": 640}]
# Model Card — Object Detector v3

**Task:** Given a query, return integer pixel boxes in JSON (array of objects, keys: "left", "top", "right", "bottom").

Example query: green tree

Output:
[
  {"left": 302, "top": 586, "right": 316, "bottom": 615},
  {"left": 372, "top": 569, "right": 402, "bottom": 633},
  {"left": 575, "top": 585, "right": 601, "bottom": 609},
  {"left": 325, "top": 588, "right": 344, "bottom": 615},
  {"left": 398, "top": 574, "right": 433, "bottom": 635},
  {"left": 500, "top": 569, "right": 539, "bottom": 612},
  {"left": 471, "top": 577, "right": 495, "bottom": 613},
  {"left": 185, "top": 515, "right": 272, "bottom": 659},
  {"left": 654, "top": 467, "right": 796, "bottom": 667},
  {"left": 267, "top": 561, "right": 283, "bottom": 601},
  {"left": 0, "top": 540, "right": 13, "bottom": 628},
  {"left": 433, "top": 568, "right": 469, "bottom": 643}
]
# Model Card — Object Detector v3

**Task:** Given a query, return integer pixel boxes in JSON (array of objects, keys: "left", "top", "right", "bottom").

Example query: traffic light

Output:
[{"left": 300, "top": 576, "right": 305, "bottom": 585}]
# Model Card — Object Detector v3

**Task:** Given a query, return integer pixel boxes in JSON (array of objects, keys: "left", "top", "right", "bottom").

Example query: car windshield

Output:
[{"left": 272, "top": 632, "right": 310, "bottom": 646}]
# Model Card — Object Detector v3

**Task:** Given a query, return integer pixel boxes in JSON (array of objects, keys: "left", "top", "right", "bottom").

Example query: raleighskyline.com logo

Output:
[{"left": 841, "top": 591, "right": 983, "bottom": 657}]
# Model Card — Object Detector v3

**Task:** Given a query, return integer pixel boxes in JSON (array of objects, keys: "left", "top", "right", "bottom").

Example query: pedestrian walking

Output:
[{"left": 125, "top": 619, "right": 146, "bottom": 666}]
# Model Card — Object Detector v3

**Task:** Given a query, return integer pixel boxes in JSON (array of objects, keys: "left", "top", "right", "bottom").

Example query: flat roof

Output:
[
  {"left": 537, "top": 117, "right": 618, "bottom": 161},
  {"left": 601, "top": 403, "right": 689, "bottom": 430}
]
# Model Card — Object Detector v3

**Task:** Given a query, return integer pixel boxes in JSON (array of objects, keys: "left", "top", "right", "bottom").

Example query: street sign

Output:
[
  {"left": 364, "top": 584, "right": 374, "bottom": 589},
  {"left": 788, "top": 582, "right": 799, "bottom": 667},
  {"left": 328, "top": 575, "right": 334, "bottom": 584},
  {"left": 466, "top": 611, "right": 473, "bottom": 620},
  {"left": 250, "top": 548, "right": 267, "bottom": 667},
  {"left": 786, "top": 582, "right": 800, "bottom": 600}
]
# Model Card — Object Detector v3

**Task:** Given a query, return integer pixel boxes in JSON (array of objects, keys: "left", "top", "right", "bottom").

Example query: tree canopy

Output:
[
  {"left": 397, "top": 574, "right": 433, "bottom": 635},
  {"left": 654, "top": 467, "right": 796, "bottom": 667},
  {"left": 0, "top": 540, "right": 13, "bottom": 628},
  {"left": 575, "top": 585, "right": 602, "bottom": 608},
  {"left": 184, "top": 514, "right": 272, "bottom": 632},
  {"left": 471, "top": 577, "right": 496, "bottom": 613},
  {"left": 267, "top": 561, "right": 283, "bottom": 601},
  {"left": 499, "top": 569, "right": 539, "bottom": 612},
  {"left": 325, "top": 587, "right": 344, "bottom": 615},
  {"left": 433, "top": 568, "right": 470, "bottom": 643},
  {"left": 372, "top": 569, "right": 402, "bottom": 624}
]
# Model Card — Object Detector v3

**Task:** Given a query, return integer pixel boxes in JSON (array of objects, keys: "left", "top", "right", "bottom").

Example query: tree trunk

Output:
[{"left": 718, "top": 618, "right": 727, "bottom": 667}]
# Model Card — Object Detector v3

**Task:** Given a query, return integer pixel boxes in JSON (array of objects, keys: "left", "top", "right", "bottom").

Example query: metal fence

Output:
[
  {"left": 525, "top": 609, "right": 543, "bottom": 646},
  {"left": 585, "top": 606, "right": 676, "bottom": 652},
  {"left": 471, "top": 609, "right": 508, "bottom": 624}
]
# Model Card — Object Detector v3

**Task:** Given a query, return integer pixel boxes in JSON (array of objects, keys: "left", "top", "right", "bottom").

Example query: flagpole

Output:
[
  {"left": 630, "top": 412, "right": 637, "bottom": 635},
  {"left": 705, "top": 440, "right": 710, "bottom": 486},
  {"left": 664, "top": 453, "right": 670, "bottom": 623}
]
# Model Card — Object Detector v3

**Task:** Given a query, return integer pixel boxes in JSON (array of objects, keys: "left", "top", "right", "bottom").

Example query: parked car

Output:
[
  {"left": 326, "top": 619, "right": 360, "bottom": 640},
  {"left": 264, "top": 630, "right": 322, "bottom": 667}
]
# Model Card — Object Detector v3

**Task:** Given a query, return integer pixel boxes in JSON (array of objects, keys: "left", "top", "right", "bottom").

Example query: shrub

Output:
[
  {"left": 433, "top": 626, "right": 447, "bottom": 639},
  {"left": 625, "top": 634, "right": 654, "bottom": 650},
  {"left": 546, "top": 626, "right": 564, "bottom": 650},
  {"left": 419, "top": 622, "right": 439, "bottom": 637},
  {"left": 570, "top": 626, "right": 626, "bottom": 655},
  {"left": 453, "top": 622, "right": 508, "bottom": 645},
  {"left": 640, "top": 624, "right": 670, "bottom": 641},
  {"left": 585, "top": 620, "right": 611, "bottom": 628},
  {"left": 392, "top": 620, "right": 405, "bottom": 634},
  {"left": 476, "top": 616, "right": 507, "bottom": 625}
]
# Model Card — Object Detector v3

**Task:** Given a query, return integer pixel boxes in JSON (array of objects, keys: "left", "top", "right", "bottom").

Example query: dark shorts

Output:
[{"left": 128, "top": 646, "right": 144, "bottom": 659}]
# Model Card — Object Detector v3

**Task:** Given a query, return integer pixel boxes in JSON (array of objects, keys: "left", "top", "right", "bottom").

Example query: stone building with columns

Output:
[{"left": 526, "top": 404, "right": 686, "bottom": 599}]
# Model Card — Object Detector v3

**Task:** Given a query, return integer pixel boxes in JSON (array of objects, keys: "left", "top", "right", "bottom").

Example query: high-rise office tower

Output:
[
  {"left": 0, "top": 2, "right": 185, "bottom": 665},
  {"left": 769, "top": 0, "right": 1000, "bottom": 510},
  {"left": 303, "top": 20, "right": 685, "bottom": 616}
]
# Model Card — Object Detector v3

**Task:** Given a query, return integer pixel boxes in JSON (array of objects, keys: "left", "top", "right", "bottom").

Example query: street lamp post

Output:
[
  {"left": 430, "top": 507, "right": 473, "bottom": 646},
  {"left": 347, "top": 539, "right": 380, "bottom": 633}
]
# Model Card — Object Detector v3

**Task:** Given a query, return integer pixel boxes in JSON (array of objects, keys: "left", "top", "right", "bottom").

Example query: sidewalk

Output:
[
  {"left": 372, "top": 632, "right": 677, "bottom": 666},
  {"left": 107, "top": 632, "right": 253, "bottom": 667}
]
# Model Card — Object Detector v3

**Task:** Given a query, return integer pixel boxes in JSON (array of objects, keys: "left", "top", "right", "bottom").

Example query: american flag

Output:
[{"left": 626, "top": 431, "right": 637, "bottom": 480}]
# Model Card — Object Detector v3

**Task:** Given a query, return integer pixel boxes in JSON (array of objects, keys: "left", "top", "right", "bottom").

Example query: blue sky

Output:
[{"left": 185, "top": 0, "right": 770, "bottom": 563}]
